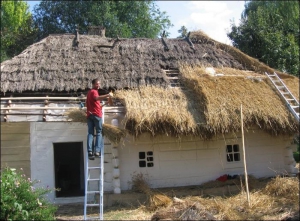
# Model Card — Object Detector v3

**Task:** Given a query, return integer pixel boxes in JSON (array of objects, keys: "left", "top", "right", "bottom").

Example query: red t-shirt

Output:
[{"left": 86, "top": 89, "right": 102, "bottom": 118}]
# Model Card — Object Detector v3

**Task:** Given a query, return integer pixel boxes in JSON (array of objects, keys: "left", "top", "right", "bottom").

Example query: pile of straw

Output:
[
  {"left": 114, "top": 65, "right": 298, "bottom": 137},
  {"left": 152, "top": 199, "right": 216, "bottom": 220},
  {"left": 64, "top": 109, "right": 126, "bottom": 144},
  {"left": 131, "top": 173, "right": 172, "bottom": 211},
  {"left": 263, "top": 176, "right": 299, "bottom": 200},
  {"left": 150, "top": 175, "right": 299, "bottom": 220}
]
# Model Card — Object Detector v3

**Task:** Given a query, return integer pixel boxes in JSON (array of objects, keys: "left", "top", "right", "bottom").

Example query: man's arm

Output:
[{"left": 94, "top": 94, "right": 111, "bottom": 101}]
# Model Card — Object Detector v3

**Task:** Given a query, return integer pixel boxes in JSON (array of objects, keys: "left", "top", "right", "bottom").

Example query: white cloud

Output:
[
  {"left": 165, "top": 1, "right": 245, "bottom": 44},
  {"left": 188, "top": 1, "right": 229, "bottom": 13}
]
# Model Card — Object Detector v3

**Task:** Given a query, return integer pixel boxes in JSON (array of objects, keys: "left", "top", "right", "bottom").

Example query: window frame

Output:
[{"left": 138, "top": 151, "right": 154, "bottom": 168}]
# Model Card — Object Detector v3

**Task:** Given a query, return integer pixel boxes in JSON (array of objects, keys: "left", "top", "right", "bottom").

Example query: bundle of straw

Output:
[
  {"left": 102, "top": 123, "right": 126, "bottom": 145},
  {"left": 64, "top": 109, "right": 126, "bottom": 144},
  {"left": 64, "top": 108, "right": 86, "bottom": 123},
  {"left": 130, "top": 173, "right": 172, "bottom": 211}
]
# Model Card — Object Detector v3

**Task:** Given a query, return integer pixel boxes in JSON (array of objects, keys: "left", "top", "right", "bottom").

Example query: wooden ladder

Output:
[{"left": 163, "top": 69, "right": 183, "bottom": 88}]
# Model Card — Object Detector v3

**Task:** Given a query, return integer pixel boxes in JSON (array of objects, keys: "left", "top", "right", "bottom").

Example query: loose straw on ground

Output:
[{"left": 241, "top": 104, "right": 250, "bottom": 206}]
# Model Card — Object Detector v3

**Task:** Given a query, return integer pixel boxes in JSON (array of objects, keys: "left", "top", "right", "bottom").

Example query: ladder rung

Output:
[
  {"left": 88, "top": 167, "right": 101, "bottom": 170},
  {"left": 286, "top": 99, "right": 295, "bottom": 101},
  {"left": 88, "top": 178, "right": 100, "bottom": 181},
  {"left": 276, "top": 86, "right": 285, "bottom": 89},
  {"left": 290, "top": 106, "right": 299, "bottom": 109},
  {"left": 87, "top": 191, "right": 100, "bottom": 194},
  {"left": 281, "top": 92, "right": 290, "bottom": 95},
  {"left": 86, "top": 203, "right": 100, "bottom": 207},
  {"left": 268, "top": 75, "right": 276, "bottom": 77},
  {"left": 164, "top": 69, "right": 179, "bottom": 72},
  {"left": 166, "top": 77, "right": 179, "bottom": 80}
]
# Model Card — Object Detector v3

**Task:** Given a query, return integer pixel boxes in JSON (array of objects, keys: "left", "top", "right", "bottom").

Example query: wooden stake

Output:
[{"left": 241, "top": 104, "right": 251, "bottom": 206}]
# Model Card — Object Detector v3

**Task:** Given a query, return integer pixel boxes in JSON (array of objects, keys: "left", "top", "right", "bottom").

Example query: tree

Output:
[
  {"left": 1, "top": 0, "right": 36, "bottom": 62},
  {"left": 227, "top": 1, "right": 299, "bottom": 76},
  {"left": 177, "top": 26, "right": 188, "bottom": 38},
  {"left": 33, "top": 0, "right": 172, "bottom": 40}
]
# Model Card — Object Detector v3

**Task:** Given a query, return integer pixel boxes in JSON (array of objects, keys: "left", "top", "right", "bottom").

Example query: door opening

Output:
[{"left": 54, "top": 142, "right": 84, "bottom": 197}]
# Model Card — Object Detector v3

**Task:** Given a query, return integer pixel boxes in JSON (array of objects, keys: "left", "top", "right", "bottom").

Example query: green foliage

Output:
[
  {"left": 33, "top": 0, "right": 173, "bottom": 40},
  {"left": 227, "top": 0, "right": 299, "bottom": 76},
  {"left": 0, "top": 0, "right": 37, "bottom": 62},
  {"left": 177, "top": 26, "right": 188, "bottom": 38},
  {"left": 0, "top": 167, "right": 57, "bottom": 220}
]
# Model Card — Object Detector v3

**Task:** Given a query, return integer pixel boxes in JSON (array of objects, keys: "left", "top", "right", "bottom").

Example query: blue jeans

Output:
[{"left": 87, "top": 115, "right": 103, "bottom": 153}]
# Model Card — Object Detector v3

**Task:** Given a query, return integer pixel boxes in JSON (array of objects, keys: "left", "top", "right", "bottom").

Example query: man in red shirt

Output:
[{"left": 86, "top": 78, "right": 111, "bottom": 159}]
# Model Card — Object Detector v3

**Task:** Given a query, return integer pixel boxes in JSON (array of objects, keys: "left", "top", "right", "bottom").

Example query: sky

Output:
[{"left": 27, "top": 1, "right": 246, "bottom": 45}]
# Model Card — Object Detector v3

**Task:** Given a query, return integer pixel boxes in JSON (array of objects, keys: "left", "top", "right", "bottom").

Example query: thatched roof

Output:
[
  {"left": 0, "top": 31, "right": 288, "bottom": 94},
  {"left": 114, "top": 66, "right": 299, "bottom": 138},
  {"left": 1, "top": 30, "right": 298, "bottom": 137}
]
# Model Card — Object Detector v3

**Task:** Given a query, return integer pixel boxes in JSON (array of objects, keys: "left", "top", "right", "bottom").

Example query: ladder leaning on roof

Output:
[{"left": 265, "top": 72, "right": 299, "bottom": 121}]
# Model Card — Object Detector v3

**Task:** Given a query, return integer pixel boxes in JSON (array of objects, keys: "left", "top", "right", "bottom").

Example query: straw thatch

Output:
[
  {"left": 190, "top": 30, "right": 292, "bottom": 78},
  {"left": 64, "top": 109, "right": 126, "bottom": 144},
  {"left": 1, "top": 30, "right": 298, "bottom": 137},
  {"left": 0, "top": 30, "right": 290, "bottom": 94},
  {"left": 114, "top": 65, "right": 299, "bottom": 137}
]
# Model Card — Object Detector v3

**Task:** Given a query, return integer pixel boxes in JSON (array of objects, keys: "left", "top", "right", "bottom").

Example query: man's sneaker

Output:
[
  {"left": 88, "top": 152, "right": 94, "bottom": 160},
  {"left": 95, "top": 152, "right": 100, "bottom": 157}
]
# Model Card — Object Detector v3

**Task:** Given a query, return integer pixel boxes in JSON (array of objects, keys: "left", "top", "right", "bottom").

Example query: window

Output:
[
  {"left": 139, "top": 151, "right": 154, "bottom": 167},
  {"left": 226, "top": 144, "right": 240, "bottom": 162}
]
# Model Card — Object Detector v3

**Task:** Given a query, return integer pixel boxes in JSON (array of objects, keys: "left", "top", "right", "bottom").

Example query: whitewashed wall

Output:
[
  {"left": 29, "top": 107, "right": 124, "bottom": 203},
  {"left": 30, "top": 121, "right": 115, "bottom": 203},
  {"left": 30, "top": 122, "right": 86, "bottom": 203},
  {"left": 1, "top": 103, "right": 295, "bottom": 203},
  {"left": 118, "top": 128, "right": 292, "bottom": 190}
]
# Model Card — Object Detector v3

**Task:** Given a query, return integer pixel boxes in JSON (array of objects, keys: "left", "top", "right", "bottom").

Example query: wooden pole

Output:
[
  {"left": 0, "top": 97, "right": 86, "bottom": 101},
  {"left": 241, "top": 104, "right": 251, "bottom": 206}
]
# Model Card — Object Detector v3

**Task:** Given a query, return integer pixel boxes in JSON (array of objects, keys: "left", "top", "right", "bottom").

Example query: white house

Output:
[{"left": 1, "top": 30, "right": 298, "bottom": 204}]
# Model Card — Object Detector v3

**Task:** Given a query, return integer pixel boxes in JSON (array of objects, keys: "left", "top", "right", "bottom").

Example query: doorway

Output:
[{"left": 53, "top": 142, "right": 84, "bottom": 197}]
